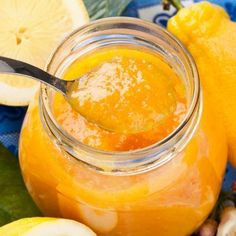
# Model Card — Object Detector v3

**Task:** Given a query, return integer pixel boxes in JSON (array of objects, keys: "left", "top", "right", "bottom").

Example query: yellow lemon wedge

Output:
[
  {"left": 0, "top": 0, "right": 89, "bottom": 106},
  {"left": 0, "top": 217, "right": 96, "bottom": 236}
]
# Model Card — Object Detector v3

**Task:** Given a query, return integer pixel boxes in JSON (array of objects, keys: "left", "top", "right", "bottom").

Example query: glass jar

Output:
[{"left": 19, "top": 18, "right": 227, "bottom": 236}]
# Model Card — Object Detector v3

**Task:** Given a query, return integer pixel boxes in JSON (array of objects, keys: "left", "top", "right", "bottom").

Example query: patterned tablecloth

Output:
[{"left": 0, "top": 0, "right": 235, "bottom": 191}]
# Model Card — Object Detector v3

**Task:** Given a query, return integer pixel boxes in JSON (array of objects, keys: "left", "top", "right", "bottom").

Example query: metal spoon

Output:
[
  {"left": 0, "top": 56, "right": 127, "bottom": 133},
  {"left": 0, "top": 56, "right": 72, "bottom": 96},
  {"left": 0, "top": 56, "right": 161, "bottom": 134}
]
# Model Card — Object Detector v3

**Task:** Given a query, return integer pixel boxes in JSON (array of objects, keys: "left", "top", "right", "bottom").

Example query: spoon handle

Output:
[{"left": 0, "top": 56, "right": 67, "bottom": 95}]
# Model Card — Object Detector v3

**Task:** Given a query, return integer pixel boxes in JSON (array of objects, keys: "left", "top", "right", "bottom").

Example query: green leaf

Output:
[
  {"left": 0, "top": 143, "right": 41, "bottom": 226},
  {"left": 84, "top": 0, "right": 131, "bottom": 20}
]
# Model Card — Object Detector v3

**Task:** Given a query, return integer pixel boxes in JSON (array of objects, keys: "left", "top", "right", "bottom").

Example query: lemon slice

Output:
[
  {"left": 0, "top": 217, "right": 96, "bottom": 236},
  {"left": 0, "top": 0, "right": 89, "bottom": 106}
]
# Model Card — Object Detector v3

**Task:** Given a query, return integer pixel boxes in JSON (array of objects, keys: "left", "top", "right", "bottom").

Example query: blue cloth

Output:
[
  {"left": 0, "top": 0, "right": 235, "bottom": 191},
  {"left": 123, "top": 0, "right": 236, "bottom": 22}
]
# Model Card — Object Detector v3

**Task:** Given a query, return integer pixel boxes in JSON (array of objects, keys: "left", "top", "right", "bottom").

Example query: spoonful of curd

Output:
[{"left": 0, "top": 52, "right": 185, "bottom": 134}]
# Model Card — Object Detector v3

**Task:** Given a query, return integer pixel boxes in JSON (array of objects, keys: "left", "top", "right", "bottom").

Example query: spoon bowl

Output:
[{"left": 0, "top": 56, "right": 133, "bottom": 134}]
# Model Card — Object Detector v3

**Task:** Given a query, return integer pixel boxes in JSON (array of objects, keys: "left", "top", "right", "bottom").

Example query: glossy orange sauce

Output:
[{"left": 19, "top": 46, "right": 227, "bottom": 236}]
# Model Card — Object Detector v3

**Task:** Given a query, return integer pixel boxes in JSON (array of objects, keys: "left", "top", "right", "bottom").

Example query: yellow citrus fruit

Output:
[
  {"left": 168, "top": 2, "right": 236, "bottom": 167},
  {"left": 0, "top": 0, "right": 89, "bottom": 106},
  {"left": 0, "top": 217, "right": 96, "bottom": 236}
]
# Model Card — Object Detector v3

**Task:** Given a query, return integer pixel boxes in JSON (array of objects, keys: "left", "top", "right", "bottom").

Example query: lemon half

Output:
[
  {"left": 0, "top": 217, "right": 96, "bottom": 236},
  {"left": 0, "top": 0, "right": 89, "bottom": 106}
]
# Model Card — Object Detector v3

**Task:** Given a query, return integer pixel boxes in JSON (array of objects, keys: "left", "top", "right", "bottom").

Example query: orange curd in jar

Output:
[{"left": 19, "top": 18, "right": 227, "bottom": 236}]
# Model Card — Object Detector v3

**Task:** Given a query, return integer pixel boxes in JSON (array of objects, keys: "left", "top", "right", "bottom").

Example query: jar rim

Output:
[{"left": 40, "top": 17, "right": 201, "bottom": 174}]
